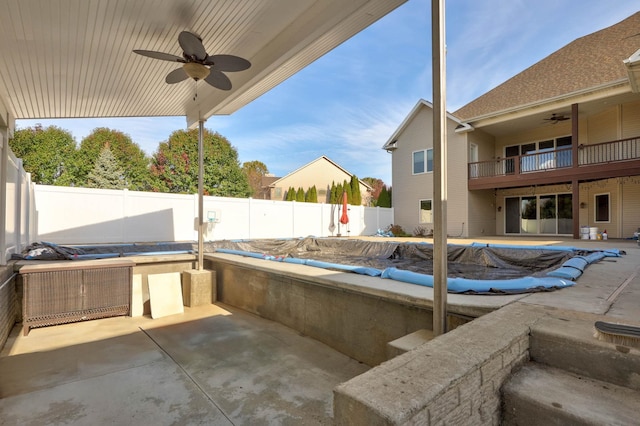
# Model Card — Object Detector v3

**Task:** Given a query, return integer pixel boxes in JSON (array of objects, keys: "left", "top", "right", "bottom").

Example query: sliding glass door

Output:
[{"left": 505, "top": 194, "right": 572, "bottom": 235}]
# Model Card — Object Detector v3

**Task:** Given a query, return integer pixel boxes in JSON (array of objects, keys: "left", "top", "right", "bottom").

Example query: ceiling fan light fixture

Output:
[{"left": 183, "top": 62, "right": 210, "bottom": 81}]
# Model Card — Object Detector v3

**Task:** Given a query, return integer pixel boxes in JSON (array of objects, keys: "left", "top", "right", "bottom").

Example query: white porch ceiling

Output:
[{"left": 0, "top": 0, "right": 406, "bottom": 128}]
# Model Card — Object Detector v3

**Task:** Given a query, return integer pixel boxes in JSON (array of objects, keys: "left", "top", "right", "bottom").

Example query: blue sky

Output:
[{"left": 16, "top": 1, "right": 639, "bottom": 186}]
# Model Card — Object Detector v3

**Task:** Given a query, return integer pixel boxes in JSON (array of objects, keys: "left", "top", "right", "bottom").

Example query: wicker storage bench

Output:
[{"left": 19, "top": 259, "right": 134, "bottom": 335}]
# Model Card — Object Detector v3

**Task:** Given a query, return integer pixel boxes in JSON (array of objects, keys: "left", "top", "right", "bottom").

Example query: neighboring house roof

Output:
[
  {"left": 382, "top": 99, "right": 472, "bottom": 150},
  {"left": 269, "top": 155, "right": 373, "bottom": 190},
  {"left": 261, "top": 176, "right": 279, "bottom": 188},
  {"left": 454, "top": 11, "right": 640, "bottom": 121}
]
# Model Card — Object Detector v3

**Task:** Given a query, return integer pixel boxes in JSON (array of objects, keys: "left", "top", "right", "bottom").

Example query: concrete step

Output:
[
  {"left": 502, "top": 363, "right": 640, "bottom": 426},
  {"left": 386, "top": 329, "right": 434, "bottom": 360},
  {"left": 529, "top": 315, "right": 640, "bottom": 391}
]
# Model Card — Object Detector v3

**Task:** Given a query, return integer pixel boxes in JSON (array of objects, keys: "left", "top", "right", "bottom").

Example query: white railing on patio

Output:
[{"left": 33, "top": 185, "right": 394, "bottom": 245}]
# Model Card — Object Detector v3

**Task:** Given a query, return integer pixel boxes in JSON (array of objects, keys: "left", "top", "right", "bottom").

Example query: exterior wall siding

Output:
[
  {"left": 391, "top": 106, "right": 468, "bottom": 237},
  {"left": 586, "top": 108, "right": 619, "bottom": 144},
  {"left": 621, "top": 177, "right": 640, "bottom": 238},
  {"left": 622, "top": 100, "right": 640, "bottom": 139},
  {"left": 579, "top": 178, "right": 619, "bottom": 238}
]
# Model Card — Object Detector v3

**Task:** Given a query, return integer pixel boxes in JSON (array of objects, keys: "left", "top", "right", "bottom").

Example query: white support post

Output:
[
  {"left": 0, "top": 132, "right": 7, "bottom": 265},
  {"left": 14, "top": 158, "right": 23, "bottom": 255},
  {"left": 197, "top": 120, "right": 204, "bottom": 271}
]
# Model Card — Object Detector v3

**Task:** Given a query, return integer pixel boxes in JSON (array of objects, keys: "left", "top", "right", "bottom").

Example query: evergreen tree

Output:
[
  {"left": 377, "top": 185, "right": 392, "bottom": 207},
  {"left": 296, "top": 187, "right": 305, "bottom": 202},
  {"left": 335, "top": 182, "right": 343, "bottom": 203},
  {"left": 309, "top": 185, "right": 318, "bottom": 203},
  {"left": 344, "top": 179, "right": 353, "bottom": 204},
  {"left": 350, "top": 175, "right": 362, "bottom": 205},
  {"left": 73, "top": 128, "right": 150, "bottom": 190},
  {"left": 330, "top": 182, "right": 338, "bottom": 204},
  {"left": 286, "top": 186, "right": 296, "bottom": 201},
  {"left": 86, "top": 144, "right": 126, "bottom": 189}
]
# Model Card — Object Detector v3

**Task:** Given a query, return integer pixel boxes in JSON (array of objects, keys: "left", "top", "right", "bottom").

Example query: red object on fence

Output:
[{"left": 340, "top": 192, "right": 349, "bottom": 224}]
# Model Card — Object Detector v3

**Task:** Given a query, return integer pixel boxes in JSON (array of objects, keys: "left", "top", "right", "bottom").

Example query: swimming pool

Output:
[{"left": 212, "top": 237, "right": 622, "bottom": 294}]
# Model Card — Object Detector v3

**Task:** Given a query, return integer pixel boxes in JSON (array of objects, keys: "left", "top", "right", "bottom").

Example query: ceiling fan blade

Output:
[
  {"left": 204, "top": 69, "right": 232, "bottom": 90},
  {"left": 205, "top": 54, "right": 251, "bottom": 72},
  {"left": 166, "top": 67, "right": 189, "bottom": 84},
  {"left": 178, "top": 31, "right": 207, "bottom": 61},
  {"left": 133, "top": 50, "right": 184, "bottom": 62}
]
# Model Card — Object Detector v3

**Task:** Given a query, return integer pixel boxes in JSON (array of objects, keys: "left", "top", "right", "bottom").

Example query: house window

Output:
[
  {"left": 412, "top": 149, "right": 433, "bottom": 174},
  {"left": 419, "top": 199, "right": 432, "bottom": 223},
  {"left": 506, "top": 136, "right": 573, "bottom": 172},
  {"left": 595, "top": 193, "right": 610, "bottom": 222},
  {"left": 275, "top": 187, "right": 282, "bottom": 198}
]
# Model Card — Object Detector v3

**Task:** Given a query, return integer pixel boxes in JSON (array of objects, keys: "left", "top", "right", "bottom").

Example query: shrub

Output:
[{"left": 387, "top": 224, "right": 408, "bottom": 237}]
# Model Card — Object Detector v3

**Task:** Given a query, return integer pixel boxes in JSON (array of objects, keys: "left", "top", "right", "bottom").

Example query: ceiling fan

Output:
[
  {"left": 544, "top": 113, "right": 570, "bottom": 124},
  {"left": 133, "top": 31, "right": 251, "bottom": 91}
]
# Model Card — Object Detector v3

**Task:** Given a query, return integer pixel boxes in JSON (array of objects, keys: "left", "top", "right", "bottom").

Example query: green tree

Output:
[
  {"left": 350, "top": 175, "right": 361, "bottom": 205},
  {"left": 343, "top": 179, "right": 353, "bottom": 204},
  {"left": 86, "top": 144, "right": 126, "bottom": 189},
  {"left": 285, "top": 186, "right": 296, "bottom": 201},
  {"left": 242, "top": 160, "right": 269, "bottom": 198},
  {"left": 150, "top": 128, "right": 250, "bottom": 197},
  {"left": 9, "top": 125, "right": 76, "bottom": 185},
  {"left": 335, "top": 182, "right": 343, "bottom": 203},
  {"left": 378, "top": 185, "right": 392, "bottom": 207},
  {"left": 296, "top": 187, "right": 305, "bottom": 202},
  {"left": 329, "top": 182, "right": 338, "bottom": 204},
  {"left": 72, "top": 128, "right": 150, "bottom": 190},
  {"left": 306, "top": 185, "right": 318, "bottom": 203}
]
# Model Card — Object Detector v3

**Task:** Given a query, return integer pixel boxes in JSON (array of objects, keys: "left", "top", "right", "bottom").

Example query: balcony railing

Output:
[
  {"left": 578, "top": 137, "right": 640, "bottom": 165},
  {"left": 469, "top": 137, "right": 640, "bottom": 180}
]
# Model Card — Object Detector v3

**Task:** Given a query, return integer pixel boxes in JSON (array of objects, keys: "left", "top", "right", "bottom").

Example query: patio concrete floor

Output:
[
  {"left": 1, "top": 236, "right": 639, "bottom": 425},
  {"left": 0, "top": 303, "right": 369, "bottom": 425}
]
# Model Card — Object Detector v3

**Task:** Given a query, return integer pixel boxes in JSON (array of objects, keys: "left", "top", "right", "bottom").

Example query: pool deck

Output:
[{"left": 1, "top": 236, "right": 639, "bottom": 424}]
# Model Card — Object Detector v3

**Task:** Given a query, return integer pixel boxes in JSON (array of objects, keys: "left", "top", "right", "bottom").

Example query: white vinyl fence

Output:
[
  {"left": 1, "top": 139, "right": 35, "bottom": 264},
  {"left": 34, "top": 185, "right": 394, "bottom": 245}
]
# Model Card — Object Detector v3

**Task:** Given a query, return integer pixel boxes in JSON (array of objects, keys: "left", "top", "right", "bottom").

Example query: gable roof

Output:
[
  {"left": 382, "top": 99, "right": 472, "bottom": 150},
  {"left": 270, "top": 155, "right": 372, "bottom": 190},
  {"left": 454, "top": 12, "right": 640, "bottom": 121}
]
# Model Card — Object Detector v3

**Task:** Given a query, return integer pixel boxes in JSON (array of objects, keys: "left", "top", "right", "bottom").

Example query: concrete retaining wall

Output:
[
  {"left": 205, "top": 253, "right": 471, "bottom": 367},
  {"left": 333, "top": 303, "right": 547, "bottom": 425}
]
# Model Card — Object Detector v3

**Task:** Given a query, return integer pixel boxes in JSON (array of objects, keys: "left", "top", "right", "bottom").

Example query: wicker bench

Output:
[{"left": 18, "top": 259, "right": 134, "bottom": 335}]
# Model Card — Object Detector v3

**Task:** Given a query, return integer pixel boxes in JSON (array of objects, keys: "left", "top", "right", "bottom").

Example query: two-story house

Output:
[
  {"left": 384, "top": 11, "right": 640, "bottom": 239},
  {"left": 268, "top": 156, "right": 373, "bottom": 205}
]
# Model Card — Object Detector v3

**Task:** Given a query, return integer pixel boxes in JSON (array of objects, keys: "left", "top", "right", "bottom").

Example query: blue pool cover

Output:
[{"left": 213, "top": 238, "right": 623, "bottom": 295}]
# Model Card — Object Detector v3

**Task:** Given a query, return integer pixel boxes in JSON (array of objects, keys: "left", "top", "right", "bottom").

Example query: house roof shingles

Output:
[{"left": 454, "top": 11, "right": 640, "bottom": 121}]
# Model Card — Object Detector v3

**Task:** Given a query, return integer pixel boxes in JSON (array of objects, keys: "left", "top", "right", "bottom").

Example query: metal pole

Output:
[
  {"left": 197, "top": 119, "right": 204, "bottom": 271},
  {"left": 432, "top": 0, "right": 448, "bottom": 336},
  {"left": 0, "top": 131, "right": 7, "bottom": 266}
]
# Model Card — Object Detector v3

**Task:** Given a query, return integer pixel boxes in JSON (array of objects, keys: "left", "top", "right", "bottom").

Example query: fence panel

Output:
[{"left": 32, "top": 185, "right": 394, "bottom": 245}]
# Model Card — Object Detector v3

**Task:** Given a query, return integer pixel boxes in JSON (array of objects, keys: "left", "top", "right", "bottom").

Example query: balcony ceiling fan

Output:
[
  {"left": 133, "top": 31, "right": 251, "bottom": 91},
  {"left": 544, "top": 113, "right": 570, "bottom": 124}
]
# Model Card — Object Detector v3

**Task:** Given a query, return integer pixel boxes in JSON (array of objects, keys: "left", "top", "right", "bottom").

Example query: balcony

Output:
[{"left": 468, "top": 136, "right": 640, "bottom": 190}]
